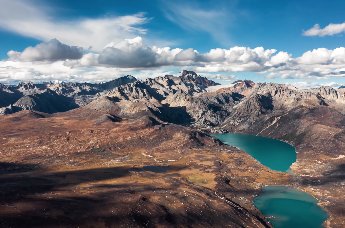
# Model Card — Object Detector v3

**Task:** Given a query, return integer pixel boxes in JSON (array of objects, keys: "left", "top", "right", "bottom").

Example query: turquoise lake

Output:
[
  {"left": 212, "top": 133, "right": 329, "bottom": 228},
  {"left": 212, "top": 133, "right": 296, "bottom": 172},
  {"left": 254, "top": 186, "right": 329, "bottom": 228}
]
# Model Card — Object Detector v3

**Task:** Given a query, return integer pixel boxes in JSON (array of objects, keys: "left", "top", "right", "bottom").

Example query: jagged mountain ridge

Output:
[
  {"left": 0, "top": 76, "right": 137, "bottom": 115},
  {"left": 94, "top": 74, "right": 211, "bottom": 124},
  {"left": 0, "top": 72, "right": 220, "bottom": 116},
  {"left": 3, "top": 72, "right": 345, "bottom": 133},
  {"left": 91, "top": 75, "right": 345, "bottom": 131},
  {"left": 187, "top": 81, "right": 345, "bottom": 130}
]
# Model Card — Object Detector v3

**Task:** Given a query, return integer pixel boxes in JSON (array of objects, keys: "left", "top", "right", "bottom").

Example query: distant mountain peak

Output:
[
  {"left": 181, "top": 70, "right": 198, "bottom": 78},
  {"left": 232, "top": 80, "right": 255, "bottom": 87},
  {"left": 180, "top": 70, "right": 220, "bottom": 87}
]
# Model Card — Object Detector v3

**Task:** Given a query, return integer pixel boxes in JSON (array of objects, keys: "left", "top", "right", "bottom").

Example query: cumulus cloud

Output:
[
  {"left": 271, "top": 48, "right": 345, "bottom": 79},
  {"left": 286, "top": 81, "right": 343, "bottom": 89},
  {"left": 66, "top": 37, "right": 185, "bottom": 68},
  {"left": 199, "top": 48, "right": 226, "bottom": 62},
  {"left": 303, "top": 23, "right": 345, "bottom": 36},
  {"left": 2, "top": 36, "right": 345, "bottom": 84},
  {"left": 175, "top": 48, "right": 198, "bottom": 61},
  {"left": 265, "top": 72, "right": 278, "bottom": 79},
  {"left": 194, "top": 47, "right": 277, "bottom": 72},
  {"left": 203, "top": 74, "right": 236, "bottom": 81},
  {"left": 297, "top": 48, "right": 333, "bottom": 65},
  {"left": 8, "top": 39, "right": 83, "bottom": 62},
  {"left": 98, "top": 37, "right": 157, "bottom": 67},
  {"left": 0, "top": 0, "right": 150, "bottom": 51},
  {"left": 64, "top": 53, "right": 99, "bottom": 68},
  {"left": 67, "top": 37, "right": 279, "bottom": 72},
  {"left": 270, "top": 52, "right": 291, "bottom": 65},
  {"left": 206, "top": 84, "right": 235, "bottom": 92},
  {"left": 281, "top": 74, "right": 294, "bottom": 79},
  {"left": 0, "top": 60, "right": 124, "bottom": 84}
]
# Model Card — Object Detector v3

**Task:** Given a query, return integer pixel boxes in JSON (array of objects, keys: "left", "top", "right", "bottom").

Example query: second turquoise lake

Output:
[{"left": 212, "top": 133, "right": 296, "bottom": 172}]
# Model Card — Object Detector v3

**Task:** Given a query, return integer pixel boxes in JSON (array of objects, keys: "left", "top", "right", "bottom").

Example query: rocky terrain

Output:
[
  {"left": 0, "top": 76, "right": 136, "bottom": 115},
  {"left": 0, "top": 71, "right": 345, "bottom": 227}
]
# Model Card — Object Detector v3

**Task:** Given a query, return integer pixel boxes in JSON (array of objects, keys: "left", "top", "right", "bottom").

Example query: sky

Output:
[{"left": 0, "top": 0, "right": 345, "bottom": 88}]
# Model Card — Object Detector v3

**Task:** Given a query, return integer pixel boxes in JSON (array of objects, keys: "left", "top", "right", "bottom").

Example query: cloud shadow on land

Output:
[
  {"left": 300, "top": 163, "right": 345, "bottom": 186},
  {"left": 148, "top": 105, "right": 194, "bottom": 125},
  {"left": 0, "top": 163, "right": 176, "bottom": 227},
  {"left": 0, "top": 162, "right": 269, "bottom": 227}
]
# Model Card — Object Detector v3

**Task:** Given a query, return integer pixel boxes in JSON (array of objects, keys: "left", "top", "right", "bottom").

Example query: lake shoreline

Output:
[{"left": 212, "top": 133, "right": 329, "bottom": 228}]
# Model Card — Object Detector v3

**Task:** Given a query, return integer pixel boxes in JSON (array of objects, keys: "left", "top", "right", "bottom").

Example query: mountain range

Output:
[{"left": 0, "top": 71, "right": 344, "bottom": 227}]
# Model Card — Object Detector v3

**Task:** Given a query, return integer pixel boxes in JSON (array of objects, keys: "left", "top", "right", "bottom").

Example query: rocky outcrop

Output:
[{"left": 180, "top": 70, "right": 220, "bottom": 87}]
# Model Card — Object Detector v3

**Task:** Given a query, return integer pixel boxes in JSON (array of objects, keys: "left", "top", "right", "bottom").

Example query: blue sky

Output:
[{"left": 0, "top": 0, "right": 344, "bottom": 88}]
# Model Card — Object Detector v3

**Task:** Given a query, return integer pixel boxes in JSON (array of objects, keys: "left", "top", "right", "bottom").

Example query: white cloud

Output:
[
  {"left": 265, "top": 72, "right": 278, "bottom": 79},
  {"left": 98, "top": 37, "right": 157, "bottom": 68},
  {"left": 29, "top": 38, "right": 345, "bottom": 80},
  {"left": 281, "top": 73, "right": 294, "bottom": 79},
  {"left": 0, "top": 0, "right": 150, "bottom": 52},
  {"left": 286, "top": 81, "right": 343, "bottom": 89},
  {"left": 2, "top": 36, "right": 345, "bottom": 84},
  {"left": 271, "top": 48, "right": 345, "bottom": 79},
  {"left": 8, "top": 39, "right": 83, "bottom": 62},
  {"left": 206, "top": 84, "right": 235, "bottom": 92},
  {"left": 130, "top": 68, "right": 175, "bottom": 80},
  {"left": 303, "top": 23, "right": 345, "bottom": 36},
  {"left": 175, "top": 48, "right": 198, "bottom": 61},
  {"left": 0, "top": 60, "right": 123, "bottom": 84},
  {"left": 64, "top": 38, "right": 280, "bottom": 71},
  {"left": 297, "top": 48, "right": 332, "bottom": 65},
  {"left": 64, "top": 53, "right": 99, "bottom": 68},
  {"left": 203, "top": 74, "right": 236, "bottom": 81},
  {"left": 270, "top": 51, "right": 291, "bottom": 65},
  {"left": 331, "top": 47, "right": 345, "bottom": 64},
  {"left": 200, "top": 48, "right": 226, "bottom": 62},
  {"left": 194, "top": 47, "right": 277, "bottom": 73}
]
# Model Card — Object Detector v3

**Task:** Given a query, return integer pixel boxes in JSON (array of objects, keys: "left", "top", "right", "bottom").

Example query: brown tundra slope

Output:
[{"left": 0, "top": 101, "right": 289, "bottom": 227}]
